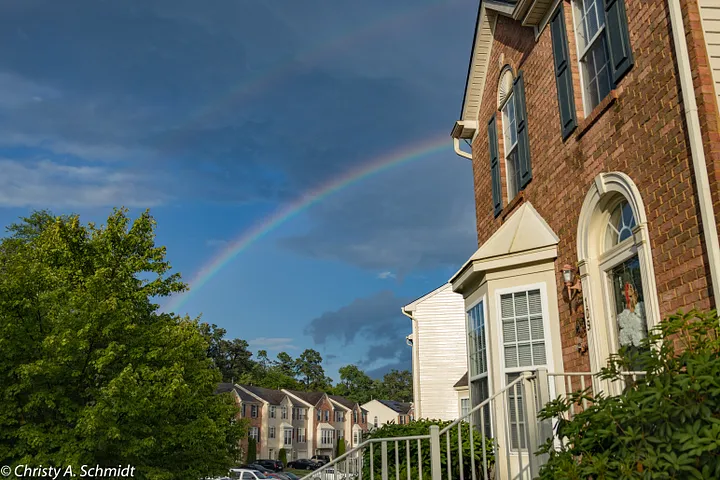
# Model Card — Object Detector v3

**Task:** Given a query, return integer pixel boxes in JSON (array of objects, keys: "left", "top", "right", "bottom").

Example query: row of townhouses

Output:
[
  {"left": 216, "top": 384, "right": 414, "bottom": 461},
  {"left": 404, "top": 0, "right": 720, "bottom": 474}
]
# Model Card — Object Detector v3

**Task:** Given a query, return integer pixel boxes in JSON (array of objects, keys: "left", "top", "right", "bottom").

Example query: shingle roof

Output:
[
  {"left": 240, "top": 385, "right": 286, "bottom": 405},
  {"left": 378, "top": 400, "right": 413, "bottom": 415},
  {"left": 214, "top": 383, "right": 261, "bottom": 403},
  {"left": 285, "top": 389, "right": 325, "bottom": 406},
  {"left": 214, "top": 383, "right": 235, "bottom": 394},
  {"left": 454, "top": 372, "right": 469, "bottom": 388},
  {"left": 235, "top": 386, "right": 260, "bottom": 403},
  {"left": 329, "top": 395, "right": 356, "bottom": 410}
]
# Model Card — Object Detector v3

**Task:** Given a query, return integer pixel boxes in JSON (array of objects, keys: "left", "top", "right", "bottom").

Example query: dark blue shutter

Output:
[
  {"left": 604, "top": 0, "right": 634, "bottom": 84},
  {"left": 550, "top": 6, "right": 577, "bottom": 140},
  {"left": 488, "top": 114, "right": 502, "bottom": 217},
  {"left": 513, "top": 71, "right": 532, "bottom": 189}
]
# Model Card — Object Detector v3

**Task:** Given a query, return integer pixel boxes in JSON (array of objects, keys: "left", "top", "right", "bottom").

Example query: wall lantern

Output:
[{"left": 562, "top": 264, "right": 582, "bottom": 301}]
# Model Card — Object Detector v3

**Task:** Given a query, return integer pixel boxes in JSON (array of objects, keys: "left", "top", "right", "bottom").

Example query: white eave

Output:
[
  {"left": 453, "top": 0, "right": 559, "bottom": 137},
  {"left": 449, "top": 202, "right": 559, "bottom": 293},
  {"left": 402, "top": 283, "right": 453, "bottom": 313}
]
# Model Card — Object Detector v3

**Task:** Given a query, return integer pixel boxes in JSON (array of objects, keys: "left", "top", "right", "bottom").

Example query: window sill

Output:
[
  {"left": 577, "top": 89, "right": 620, "bottom": 139},
  {"left": 500, "top": 191, "right": 526, "bottom": 222}
]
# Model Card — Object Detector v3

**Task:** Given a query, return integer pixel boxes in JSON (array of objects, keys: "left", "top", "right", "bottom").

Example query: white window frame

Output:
[
  {"left": 501, "top": 91, "right": 520, "bottom": 202},
  {"left": 465, "top": 295, "right": 493, "bottom": 440},
  {"left": 281, "top": 406, "right": 288, "bottom": 419},
  {"left": 283, "top": 428, "right": 293, "bottom": 446},
  {"left": 298, "top": 427, "right": 306, "bottom": 443},
  {"left": 251, "top": 405, "right": 258, "bottom": 418},
  {"left": 249, "top": 427, "right": 259, "bottom": 441},
  {"left": 321, "top": 429, "right": 334, "bottom": 445},
  {"left": 373, "top": 416, "right": 378, "bottom": 428},
  {"left": 353, "top": 431, "right": 360, "bottom": 445},
  {"left": 269, "top": 426, "right": 276, "bottom": 439},
  {"left": 571, "top": 0, "right": 613, "bottom": 114},
  {"left": 269, "top": 406, "right": 276, "bottom": 418},
  {"left": 460, "top": 398, "right": 470, "bottom": 418},
  {"left": 495, "top": 282, "right": 555, "bottom": 453}
]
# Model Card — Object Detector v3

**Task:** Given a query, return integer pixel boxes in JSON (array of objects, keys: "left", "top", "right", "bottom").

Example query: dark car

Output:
[
  {"left": 255, "top": 459, "right": 284, "bottom": 472},
  {"left": 238, "top": 464, "right": 273, "bottom": 474},
  {"left": 286, "top": 459, "right": 319, "bottom": 470},
  {"left": 310, "top": 455, "right": 331, "bottom": 466}
]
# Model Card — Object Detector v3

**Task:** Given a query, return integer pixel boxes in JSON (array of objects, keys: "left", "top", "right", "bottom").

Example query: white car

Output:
[
  {"left": 311, "top": 468, "right": 348, "bottom": 480},
  {"left": 228, "top": 469, "right": 271, "bottom": 480}
]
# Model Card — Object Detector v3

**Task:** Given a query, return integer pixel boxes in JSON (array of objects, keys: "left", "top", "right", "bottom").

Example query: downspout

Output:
[
  {"left": 401, "top": 308, "right": 421, "bottom": 419},
  {"left": 453, "top": 137, "right": 473, "bottom": 160},
  {"left": 667, "top": 0, "right": 720, "bottom": 306}
]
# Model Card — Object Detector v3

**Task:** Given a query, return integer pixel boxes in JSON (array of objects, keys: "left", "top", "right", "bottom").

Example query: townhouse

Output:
[
  {"left": 443, "top": 0, "right": 720, "bottom": 473},
  {"left": 222, "top": 384, "right": 369, "bottom": 461},
  {"left": 361, "top": 400, "right": 414, "bottom": 430}
]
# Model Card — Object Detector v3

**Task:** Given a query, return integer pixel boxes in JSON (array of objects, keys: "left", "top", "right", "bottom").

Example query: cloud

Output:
[
  {"left": 0, "top": 159, "right": 166, "bottom": 208},
  {"left": 366, "top": 355, "right": 412, "bottom": 379},
  {"left": 377, "top": 271, "right": 396, "bottom": 280},
  {"left": 249, "top": 337, "right": 298, "bottom": 351},
  {"left": 305, "top": 291, "right": 414, "bottom": 374}
]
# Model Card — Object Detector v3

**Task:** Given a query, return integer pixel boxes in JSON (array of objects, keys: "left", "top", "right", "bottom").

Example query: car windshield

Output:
[{"left": 254, "top": 473, "right": 270, "bottom": 479}]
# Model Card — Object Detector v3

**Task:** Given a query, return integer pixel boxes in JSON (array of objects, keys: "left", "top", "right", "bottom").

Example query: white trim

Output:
[
  {"left": 466, "top": 294, "right": 490, "bottom": 384},
  {"left": 577, "top": 172, "right": 661, "bottom": 379},
  {"left": 281, "top": 390, "right": 314, "bottom": 408},
  {"left": 536, "top": 0, "right": 563, "bottom": 39}
]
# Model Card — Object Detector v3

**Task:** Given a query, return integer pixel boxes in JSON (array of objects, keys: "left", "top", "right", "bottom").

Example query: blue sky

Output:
[{"left": 0, "top": 0, "right": 478, "bottom": 379}]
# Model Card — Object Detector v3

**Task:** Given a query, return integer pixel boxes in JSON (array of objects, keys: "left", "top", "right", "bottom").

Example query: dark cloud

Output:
[{"left": 366, "top": 355, "right": 412, "bottom": 379}]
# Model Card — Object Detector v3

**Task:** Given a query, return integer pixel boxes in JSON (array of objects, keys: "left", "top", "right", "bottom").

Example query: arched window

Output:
[
  {"left": 577, "top": 173, "right": 660, "bottom": 376},
  {"left": 497, "top": 67, "right": 521, "bottom": 201}
]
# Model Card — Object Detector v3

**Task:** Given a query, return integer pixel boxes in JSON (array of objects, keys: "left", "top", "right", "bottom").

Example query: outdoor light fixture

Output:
[{"left": 562, "top": 264, "right": 582, "bottom": 301}]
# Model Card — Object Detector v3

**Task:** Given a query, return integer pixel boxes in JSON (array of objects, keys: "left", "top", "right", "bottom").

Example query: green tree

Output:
[
  {"left": 199, "top": 323, "right": 255, "bottom": 383},
  {"left": 379, "top": 370, "right": 413, "bottom": 402},
  {"left": 336, "top": 437, "right": 346, "bottom": 457},
  {"left": 275, "top": 352, "right": 297, "bottom": 377},
  {"left": 0, "top": 209, "right": 244, "bottom": 480},
  {"left": 278, "top": 448, "right": 287, "bottom": 465},
  {"left": 336, "top": 365, "right": 376, "bottom": 404},
  {"left": 246, "top": 438, "right": 257, "bottom": 464},
  {"left": 295, "top": 349, "right": 332, "bottom": 390},
  {"left": 537, "top": 310, "right": 720, "bottom": 479}
]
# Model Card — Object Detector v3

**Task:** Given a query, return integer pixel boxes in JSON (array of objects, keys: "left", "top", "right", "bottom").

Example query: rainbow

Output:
[{"left": 164, "top": 134, "right": 452, "bottom": 312}]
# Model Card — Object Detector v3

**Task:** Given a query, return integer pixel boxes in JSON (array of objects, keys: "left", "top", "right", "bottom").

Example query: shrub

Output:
[
  {"left": 336, "top": 437, "right": 346, "bottom": 457},
  {"left": 279, "top": 448, "right": 287, "bottom": 465},
  {"left": 537, "top": 309, "right": 720, "bottom": 479},
  {"left": 363, "top": 419, "right": 494, "bottom": 478},
  {"left": 246, "top": 437, "right": 257, "bottom": 464}
]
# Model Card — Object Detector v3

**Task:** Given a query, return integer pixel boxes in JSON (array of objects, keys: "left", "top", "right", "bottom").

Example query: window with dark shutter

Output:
[
  {"left": 550, "top": 6, "right": 577, "bottom": 140},
  {"left": 488, "top": 114, "right": 502, "bottom": 217},
  {"left": 512, "top": 71, "right": 532, "bottom": 190}
]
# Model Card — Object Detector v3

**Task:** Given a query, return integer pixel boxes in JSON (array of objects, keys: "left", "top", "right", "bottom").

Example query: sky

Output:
[{"left": 0, "top": 0, "right": 479, "bottom": 380}]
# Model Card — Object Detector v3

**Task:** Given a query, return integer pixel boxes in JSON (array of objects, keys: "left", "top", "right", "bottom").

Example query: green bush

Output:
[
  {"left": 336, "top": 436, "right": 346, "bottom": 457},
  {"left": 279, "top": 448, "right": 287, "bottom": 465},
  {"left": 537, "top": 309, "right": 720, "bottom": 479},
  {"left": 363, "top": 419, "right": 494, "bottom": 479},
  {"left": 246, "top": 437, "right": 257, "bottom": 464}
]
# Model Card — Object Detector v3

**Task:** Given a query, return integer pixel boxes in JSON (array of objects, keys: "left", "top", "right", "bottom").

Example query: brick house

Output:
[
  {"left": 328, "top": 395, "right": 369, "bottom": 448},
  {"left": 446, "top": 0, "right": 720, "bottom": 474},
  {"left": 215, "top": 383, "right": 264, "bottom": 459}
]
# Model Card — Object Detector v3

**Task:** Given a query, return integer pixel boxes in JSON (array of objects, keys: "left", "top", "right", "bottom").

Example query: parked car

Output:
[
  {"left": 310, "top": 467, "right": 346, "bottom": 480},
  {"left": 310, "top": 455, "right": 331, "bottom": 466},
  {"left": 245, "top": 464, "right": 273, "bottom": 474},
  {"left": 283, "top": 473, "right": 300, "bottom": 480},
  {"left": 228, "top": 469, "right": 271, "bottom": 479},
  {"left": 266, "top": 474, "right": 289, "bottom": 480},
  {"left": 255, "top": 460, "right": 284, "bottom": 472},
  {"left": 286, "top": 459, "right": 319, "bottom": 470}
]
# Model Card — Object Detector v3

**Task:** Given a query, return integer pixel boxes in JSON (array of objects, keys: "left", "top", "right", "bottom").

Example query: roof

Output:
[
  {"left": 454, "top": 372, "right": 469, "bottom": 388},
  {"left": 378, "top": 400, "right": 413, "bottom": 415},
  {"left": 284, "top": 389, "right": 325, "bottom": 406},
  {"left": 329, "top": 395, "right": 356, "bottom": 410},
  {"left": 240, "top": 385, "right": 287, "bottom": 405},
  {"left": 214, "top": 383, "right": 261, "bottom": 402},
  {"left": 402, "top": 283, "right": 453, "bottom": 313},
  {"left": 214, "top": 383, "right": 235, "bottom": 395}
]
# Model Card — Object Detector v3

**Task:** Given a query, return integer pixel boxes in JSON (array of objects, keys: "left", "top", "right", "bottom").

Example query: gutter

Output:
[
  {"left": 454, "top": 138, "right": 473, "bottom": 160},
  {"left": 667, "top": 0, "right": 720, "bottom": 306},
  {"left": 401, "top": 308, "right": 421, "bottom": 419}
]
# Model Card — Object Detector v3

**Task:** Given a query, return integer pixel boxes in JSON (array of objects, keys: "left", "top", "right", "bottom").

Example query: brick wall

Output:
[
  {"left": 240, "top": 401, "right": 264, "bottom": 458},
  {"left": 312, "top": 397, "right": 334, "bottom": 454},
  {"left": 470, "top": 0, "right": 717, "bottom": 373}
]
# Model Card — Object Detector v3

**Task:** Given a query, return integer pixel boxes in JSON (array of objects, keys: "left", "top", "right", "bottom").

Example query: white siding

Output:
[
  {"left": 413, "top": 286, "right": 468, "bottom": 421},
  {"left": 361, "top": 400, "right": 398, "bottom": 429},
  {"left": 700, "top": 0, "right": 720, "bottom": 108}
]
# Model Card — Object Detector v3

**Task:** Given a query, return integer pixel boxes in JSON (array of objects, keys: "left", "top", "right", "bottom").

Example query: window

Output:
[
  {"left": 467, "top": 301, "right": 491, "bottom": 438},
  {"left": 362, "top": 413, "right": 367, "bottom": 424},
  {"left": 281, "top": 406, "right": 287, "bottom": 419},
  {"left": 373, "top": 416, "right": 378, "bottom": 428},
  {"left": 338, "top": 428, "right": 344, "bottom": 438},
  {"left": 500, "top": 288, "right": 549, "bottom": 450},
  {"left": 269, "top": 427, "right": 276, "bottom": 439},
  {"left": 283, "top": 428, "right": 292, "bottom": 446},
  {"left": 501, "top": 89, "right": 521, "bottom": 201},
  {"left": 324, "top": 410, "right": 329, "bottom": 422},
  {"left": 317, "top": 410, "right": 321, "bottom": 421},
  {"left": 460, "top": 398, "right": 470, "bottom": 418},
  {"left": 321, "top": 429, "right": 334, "bottom": 445},
  {"left": 572, "top": 0, "right": 634, "bottom": 114},
  {"left": 297, "top": 428, "right": 306, "bottom": 443},
  {"left": 353, "top": 411, "right": 358, "bottom": 423},
  {"left": 334, "top": 411, "right": 344, "bottom": 422},
  {"left": 249, "top": 427, "right": 259, "bottom": 441},
  {"left": 242, "top": 404, "right": 247, "bottom": 417},
  {"left": 269, "top": 448, "right": 275, "bottom": 460},
  {"left": 270, "top": 406, "right": 276, "bottom": 418},
  {"left": 251, "top": 405, "right": 258, "bottom": 418},
  {"left": 353, "top": 431, "right": 360, "bottom": 445},
  {"left": 293, "top": 407, "right": 305, "bottom": 420},
  {"left": 399, "top": 415, "right": 405, "bottom": 425}
]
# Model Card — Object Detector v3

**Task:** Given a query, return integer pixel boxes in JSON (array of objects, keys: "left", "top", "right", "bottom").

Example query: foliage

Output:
[
  {"left": 246, "top": 438, "right": 257, "bottom": 464},
  {"left": 376, "top": 370, "right": 413, "bottom": 403},
  {"left": 363, "top": 419, "right": 494, "bottom": 479},
  {"left": 295, "top": 349, "right": 333, "bottom": 390},
  {"left": 0, "top": 209, "right": 244, "bottom": 480},
  {"left": 336, "top": 437, "right": 346, "bottom": 457},
  {"left": 279, "top": 448, "right": 287, "bottom": 465},
  {"left": 334, "top": 365, "right": 376, "bottom": 404},
  {"left": 537, "top": 310, "right": 720, "bottom": 479}
]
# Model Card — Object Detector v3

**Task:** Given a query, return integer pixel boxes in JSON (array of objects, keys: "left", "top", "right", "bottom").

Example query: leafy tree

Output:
[
  {"left": 199, "top": 323, "right": 255, "bottom": 383},
  {"left": 537, "top": 310, "right": 720, "bottom": 479},
  {"left": 363, "top": 420, "right": 494, "bottom": 479},
  {"left": 246, "top": 438, "right": 257, "bottom": 464},
  {"left": 296, "top": 349, "right": 332, "bottom": 390},
  {"left": 275, "top": 352, "right": 297, "bottom": 377},
  {"left": 0, "top": 209, "right": 244, "bottom": 480},
  {"left": 336, "top": 437, "right": 346, "bottom": 457},
  {"left": 278, "top": 448, "right": 287, "bottom": 465},
  {"left": 335, "top": 365, "right": 376, "bottom": 404},
  {"left": 257, "top": 350, "right": 271, "bottom": 369},
  {"left": 378, "top": 370, "right": 413, "bottom": 403}
]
